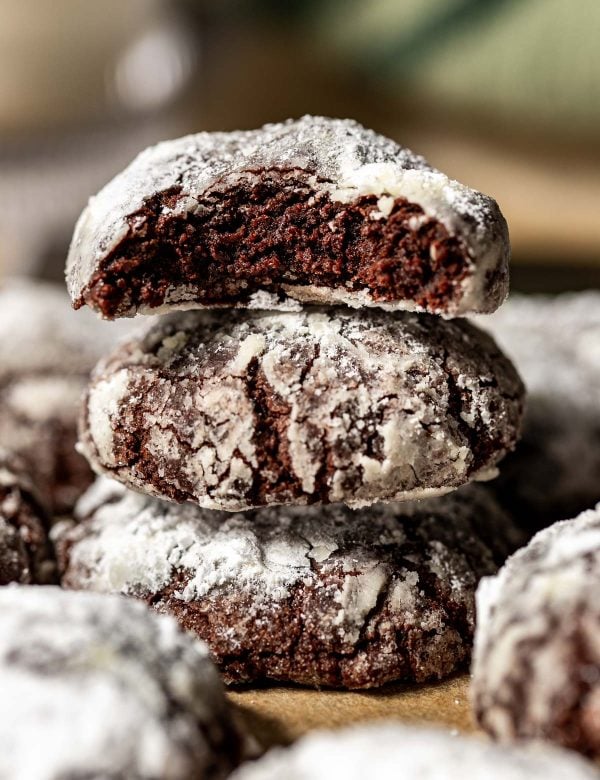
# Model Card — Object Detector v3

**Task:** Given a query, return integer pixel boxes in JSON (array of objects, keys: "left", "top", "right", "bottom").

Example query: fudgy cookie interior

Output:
[{"left": 77, "top": 170, "right": 473, "bottom": 318}]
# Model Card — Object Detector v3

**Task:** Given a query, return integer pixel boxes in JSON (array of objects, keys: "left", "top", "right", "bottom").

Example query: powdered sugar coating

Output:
[
  {"left": 0, "top": 277, "right": 137, "bottom": 512},
  {"left": 0, "top": 586, "right": 241, "bottom": 780},
  {"left": 477, "top": 292, "right": 600, "bottom": 531},
  {"left": 79, "top": 307, "right": 523, "bottom": 511},
  {"left": 229, "top": 723, "right": 598, "bottom": 780},
  {"left": 472, "top": 503, "right": 600, "bottom": 755},
  {"left": 66, "top": 116, "right": 509, "bottom": 317},
  {"left": 56, "top": 479, "right": 521, "bottom": 687}
]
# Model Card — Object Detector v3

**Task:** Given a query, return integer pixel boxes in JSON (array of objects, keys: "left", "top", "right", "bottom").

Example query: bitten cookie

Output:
[
  {"left": 55, "top": 479, "right": 522, "bottom": 688},
  {"left": 472, "top": 503, "right": 600, "bottom": 756},
  {"left": 229, "top": 723, "right": 598, "bottom": 780},
  {"left": 0, "top": 449, "right": 54, "bottom": 585},
  {"left": 478, "top": 292, "right": 600, "bottom": 532},
  {"left": 66, "top": 116, "right": 510, "bottom": 319},
  {"left": 78, "top": 307, "right": 524, "bottom": 510},
  {"left": 0, "top": 586, "right": 243, "bottom": 780},
  {"left": 0, "top": 277, "right": 133, "bottom": 513}
]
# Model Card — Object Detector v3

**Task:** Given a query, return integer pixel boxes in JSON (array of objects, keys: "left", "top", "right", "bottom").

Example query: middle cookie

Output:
[{"left": 80, "top": 307, "right": 524, "bottom": 510}]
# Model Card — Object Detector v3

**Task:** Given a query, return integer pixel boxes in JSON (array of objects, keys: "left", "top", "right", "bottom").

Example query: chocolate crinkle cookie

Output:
[
  {"left": 0, "top": 448, "right": 54, "bottom": 585},
  {"left": 55, "top": 479, "right": 522, "bottom": 688},
  {"left": 66, "top": 116, "right": 510, "bottom": 319},
  {"left": 0, "top": 277, "right": 134, "bottom": 513},
  {"left": 78, "top": 307, "right": 524, "bottom": 510},
  {"left": 477, "top": 292, "right": 600, "bottom": 533},
  {"left": 472, "top": 503, "right": 600, "bottom": 757},
  {"left": 0, "top": 586, "right": 244, "bottom": 780},
  {"left": 228, "top": 723, "right": 599, "bottom": 780}
]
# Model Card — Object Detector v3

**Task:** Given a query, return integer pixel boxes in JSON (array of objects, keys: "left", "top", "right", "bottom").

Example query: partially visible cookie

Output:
[
  {"left": 477, "top": 292, "right": 600, "bottom": 532},
  {"left": 472, "top": 503, "right": 600, "bottom": 756},
  {"left": 0, "top": 586, "right": 243, "bottom": 779},
  {"left": 0, "top": 448, "right": 54, "bottom": 585},
  {"left": 0, "top": 277, "right": 134, "bottom": 513},
  {"left": 66, "top": 116, "right": 510, "bottom": 319},
  {"left": 229, "top": 723, "right": 598, "bottom": 780},
  {"left": 78, "top": 307, "right": 524, "bottom": 510},
  {"left": 56, "top": 479, "right": 521, "bottom": 688}
]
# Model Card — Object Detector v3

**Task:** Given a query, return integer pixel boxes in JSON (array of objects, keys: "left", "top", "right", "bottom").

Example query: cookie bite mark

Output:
[
  {"left": 67, "top": 117, "right": 510, "bottom": 319},
  {"left": 79, "top": 172, "right": 473, "bottom": 319}
]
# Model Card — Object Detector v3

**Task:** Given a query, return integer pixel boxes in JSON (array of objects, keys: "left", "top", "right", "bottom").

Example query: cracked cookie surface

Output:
[
  {"left": 0, "top": 586, "right": 243, "bottom": 780},
  {"left": 472, "top": 503, "right": 600, "bottom": 756},
  {"left": 79, "top": 307, "right": 524, "bottom": 510},
  {"left": 67, "top": 116, "right": 509, "bottom": 319},
  {"left": 0, "top": 448, "right": 54, "bottom": 585},
  {"left": 55, "top": 479, "right": 522, "bottom": 688}
]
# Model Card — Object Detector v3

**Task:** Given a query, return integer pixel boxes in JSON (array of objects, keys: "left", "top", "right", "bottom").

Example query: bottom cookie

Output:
[
  {"left": 0, "top": 586, "right": 243, "bottom": 780},
  {"left": 56, "top": 479, "right": 522, "bottom": 689},
  {"left": 0, "top": 449, "right": 54, "bottom": 585}
]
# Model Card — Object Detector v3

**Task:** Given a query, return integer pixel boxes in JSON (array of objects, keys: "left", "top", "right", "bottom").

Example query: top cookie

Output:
[{"left": 66, "top": 116, "right": 509, "bottom": 319}]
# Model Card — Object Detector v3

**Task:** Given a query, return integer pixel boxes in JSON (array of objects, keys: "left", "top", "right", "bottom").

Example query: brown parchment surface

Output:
[{"left": 228, "top": 673, "right": 476, "bottom": 750}]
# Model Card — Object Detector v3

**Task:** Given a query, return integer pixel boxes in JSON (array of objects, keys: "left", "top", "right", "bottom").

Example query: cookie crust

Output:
[{"left": 67, "top": 116, "right": 509, "bottom": 319}]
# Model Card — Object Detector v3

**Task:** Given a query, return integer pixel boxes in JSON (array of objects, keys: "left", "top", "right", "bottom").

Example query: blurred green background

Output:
[{"left": 1, "top": 0, "right": 598, "bottom": 289}]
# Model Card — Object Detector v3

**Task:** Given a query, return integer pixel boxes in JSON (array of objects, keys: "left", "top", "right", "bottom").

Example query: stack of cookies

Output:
[{"left": 57, "top": 116, "right": 525, "bottom": 689}]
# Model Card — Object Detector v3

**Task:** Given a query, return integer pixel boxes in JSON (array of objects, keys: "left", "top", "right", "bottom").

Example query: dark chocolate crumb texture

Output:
[
  {"left": 78, "top": 307, "right": 524, "bottom": 511},
  {"left": 56, "top": 479, "right": 522, "bottom": 689},
  {"left": 66, "top": 116, "right": 510, "bottom": 319},
  {"left": 0, "top": 449, "right": 54, "bottom": 586}
]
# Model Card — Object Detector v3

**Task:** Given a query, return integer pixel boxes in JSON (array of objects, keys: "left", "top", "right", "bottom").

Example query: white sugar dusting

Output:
[
  {"left": 0, "top": 586, "right": 237, "bottom": 780},
  {"left": 229, "top": 723, "right": 598, "bottom": 780}
]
